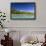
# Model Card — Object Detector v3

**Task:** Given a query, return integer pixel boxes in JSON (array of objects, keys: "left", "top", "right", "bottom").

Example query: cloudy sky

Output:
[{"left": 11, "top": 3, "right": 36, "bottom": 13}]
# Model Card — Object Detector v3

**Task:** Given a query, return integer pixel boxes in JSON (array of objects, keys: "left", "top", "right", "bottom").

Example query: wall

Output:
[
  {"left": 0, "top": 0, "right": 46, "bottom": 27},
  {"left": 0, "top": 0, "right": 46, "bottom": 46},
  {"left": 0, "top": 0, "right": 46, "bottom": 38}
]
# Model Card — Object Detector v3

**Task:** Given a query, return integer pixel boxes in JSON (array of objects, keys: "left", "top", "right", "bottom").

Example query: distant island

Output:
[{"left": 11, "top": 9, "right": 34, "bottom": 15}]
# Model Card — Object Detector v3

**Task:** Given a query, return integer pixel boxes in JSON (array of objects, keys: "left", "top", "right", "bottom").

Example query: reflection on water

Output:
[{"left": 12, "top": 14, "right": 34, "bottom": 18}]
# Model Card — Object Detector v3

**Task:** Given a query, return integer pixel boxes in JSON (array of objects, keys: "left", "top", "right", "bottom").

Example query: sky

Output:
[{"left": 11, "top": 3, "right": 35, "bottom": 12}]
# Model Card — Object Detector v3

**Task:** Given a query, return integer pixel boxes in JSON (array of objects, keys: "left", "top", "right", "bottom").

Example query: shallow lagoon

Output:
[{"left": 11, "top": 14, "right": 34, "bottom": 19}]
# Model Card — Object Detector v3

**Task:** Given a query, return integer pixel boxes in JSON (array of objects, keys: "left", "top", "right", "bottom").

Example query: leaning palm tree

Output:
[{"left": 11, "top": 8, "right": 16, "bottom": 14}]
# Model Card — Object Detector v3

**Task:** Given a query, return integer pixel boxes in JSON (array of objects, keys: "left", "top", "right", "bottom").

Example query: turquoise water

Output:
[{"left": 12, "top": 14, "right": 34, "bottom": 18}]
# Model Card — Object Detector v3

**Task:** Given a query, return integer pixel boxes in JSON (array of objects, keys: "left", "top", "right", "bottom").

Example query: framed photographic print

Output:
[{"left": 10, "top": 2, "right": 36, "bottom": 20}]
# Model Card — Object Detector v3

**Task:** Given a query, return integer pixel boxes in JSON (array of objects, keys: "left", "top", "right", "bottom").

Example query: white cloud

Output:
[{"left": 19, "top": 10, "right": 34, "bottom": 13}]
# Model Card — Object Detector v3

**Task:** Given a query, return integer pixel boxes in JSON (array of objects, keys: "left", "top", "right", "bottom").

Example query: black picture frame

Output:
[{"left": 10, "top": 2, "right": 36, "bottom": 20}]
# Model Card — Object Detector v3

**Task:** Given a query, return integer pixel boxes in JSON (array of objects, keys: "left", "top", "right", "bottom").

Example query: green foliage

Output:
[{"left": 11, "top": 9, "right": 34, "bottom": 15}]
